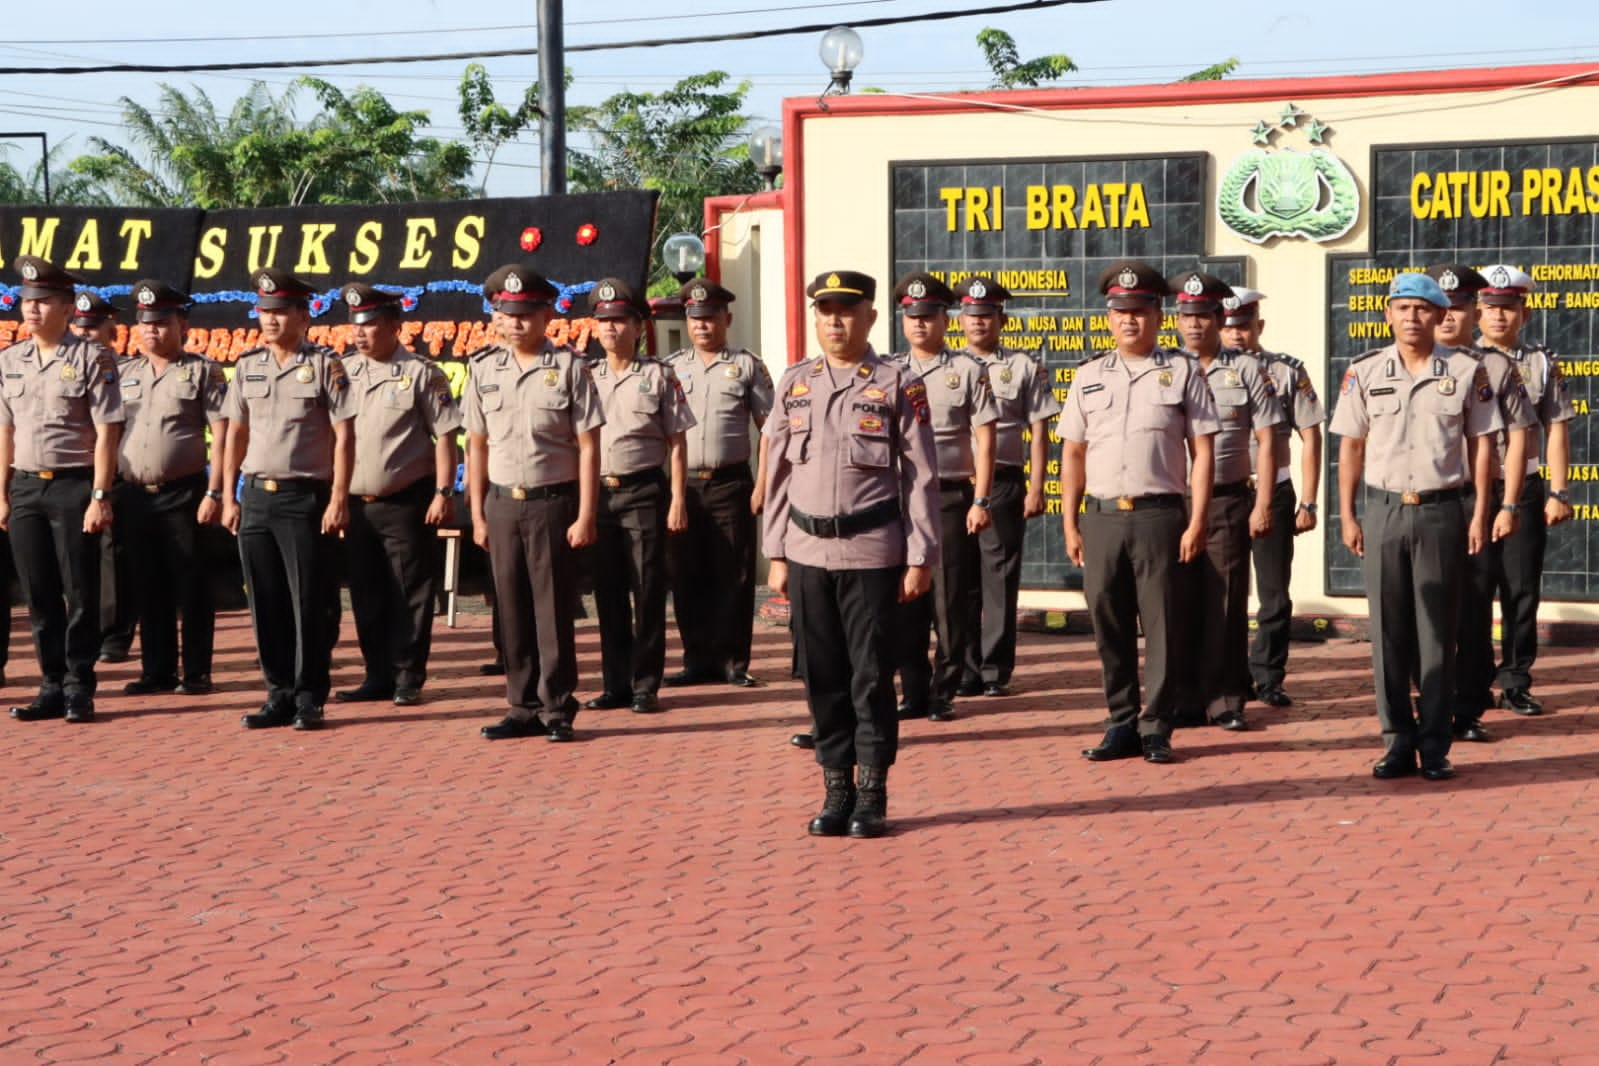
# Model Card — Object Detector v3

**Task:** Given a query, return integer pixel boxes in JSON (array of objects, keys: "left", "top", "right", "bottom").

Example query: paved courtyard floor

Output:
[{"left": 2, "top": 606, "right": 1597, "bottom": 1064}]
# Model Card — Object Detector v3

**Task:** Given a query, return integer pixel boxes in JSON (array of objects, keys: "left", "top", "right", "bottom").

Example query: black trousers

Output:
[
  {"left": 668, "top": 467, "right": 756, "bottom": 678},
  {"left": 1496, "top": 476, "right": 1548, "bottom": 692},
  {"left": 238, "top": 480, "right": 338, "bottom": 710},
  {"left": 897, "top": 481, "right": 976, "bottom": 707},
  {"left": 1248, "top": 479, "right": 1298, "bottom": 690},
  {"left": 974, "top": 468, "right": 1028, "bottom": 686},
  {"left": 0, "top": 527, "right": 12, "bottom": 673},
  {"left": 98, "top": 517, "right": 138, "bottom": 656},
  {"left": 1081, "top": 500, "right": 1185, "bottom": 737},
  {"left": 347, "top": 478, "right": 436, "bottom": 691},
  {"left": 1364, "top": 494, "right": 1466, "bottom": 762},
  {"left": 486, "top": 488, "right": 580, "bottom": 726},
  {"left": 1179, "top": 490, "right": 1252, "bottom": 720},
  {"left": 9, "top": 474, "right": 101, "bottom": 697},
  {"left": 593, "top": 473, "right": 668, "bottom": 697},
  {"left": 115, "top": 475, "right": 214, "bottom": 684},
  {"left": 790, "top": 561, "right": 900, "bottom": 770}
]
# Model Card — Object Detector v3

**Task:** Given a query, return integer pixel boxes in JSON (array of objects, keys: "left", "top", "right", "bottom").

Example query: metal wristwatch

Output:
[
  {"left": 1298, "top": 501, "right": 1317, "bottom": 514},
  {"left": 1551, "top": 489, "right": 1572, "bottom": 503},
  {"left": 205, "top": 489, "right": 223, "bottom": 501},
  {"left": 91, "top": 488, "right": 109, "bottom": 501},
  {"left": 436, "top": 486, "right": 457, "bottom": 498},
  {"left": 973, "top": 496, "right": 991, "bottom": 509}
]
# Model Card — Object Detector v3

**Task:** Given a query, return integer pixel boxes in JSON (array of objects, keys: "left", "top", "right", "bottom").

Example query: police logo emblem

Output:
[
  {"left": 137, "top": 286, "right": 156, "bottom": 306},
  {"left": 1222, "top": 296, "right": 1240, "bottom": 311},
  {"left": 1438, "top": 376, "right": 1456, "bottom": 396},
  {"left": 908, "top": 279, "right": 927, "bottom": 300},
  {"left": 1439, "top": 269, "right": 1459, "bottom": 292},
  {"left": 1158, "top": 370, "right": 1173, "bottom": 387},
  {"left": 60, "top": 365, "right": 77, "bottom": 381},
  {"left": 505, "top": 273, "right": 524, "bottom": 294},
  {"left": 398, "top": 375, "right": 411, "bottom": 390},
  {"left": 343, "top": 288, "right": 361, "bottom": 305},
  {"left": 257, "top": 273, "right": 277, "bottom": 293},
  {"left": 1117, "top": 268, "right": 1139, "bottom": 289},
  {"left": 1222, "top": 369, "right": 1240, "bottom": 387},
  {"left": 20, "top": 261, "right": 39, "bottom": 281},
  {"left": 1183, "top": 275, "right": 1205, "bottom": 296},
  {"left": 178, "top": 366, "right": 192, "bottom": 382},
  {"left": 724, "top": 365, "right": 740, "bottom": 379},
  {"left": 74, "top": 293, "right": 93, "bottom": 312},
  {"left": 1489, "top": 265, "right": 1511, "bottom": 288},
  {"left": 970, "top": 280, "right": 988, "bottom": 300},
  {"left": 639, "top": 378, "right": 652, "bottom": 394},
  {"left": 945, "top": 372, "right": 960, "bottom": 389},
  {"left": 597, "top": 281, "right": 617, "bottom": 302},
  {"left": 690, "top": 284, "right": 709, "bottom": 302},
  {"left": 543, "top": 369, "right": 559, "bottom": 386},
  {"left": 826, "top": 273, "right": 841, "bottom": 289},
  {"left": 295, "top": 365, "right": 315, "bottom": 384},
  {"left": 998, "top": 367, "right": 1013, "bottom": 384}
]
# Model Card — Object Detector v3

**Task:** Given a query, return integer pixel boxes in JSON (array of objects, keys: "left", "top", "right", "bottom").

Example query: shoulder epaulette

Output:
[
  {"left": 1350, "top": 348, "right": 1384, "bottom": 364},
  {"left": 461, "top": 344, "right": 499, "bottom": 363},
  {"left": 1271, "top": 352, "right": 1304, "bottom": 371},
  {"left": 237, "top": 345, "right": 268, "bottom": 361}
]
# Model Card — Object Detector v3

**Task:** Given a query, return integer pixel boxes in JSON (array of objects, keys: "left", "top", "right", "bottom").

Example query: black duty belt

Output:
[
  {"left": 1376, "top": 487, "right": 1465, "bottom": 506},
  {"left": 993, "top": 466, "right": 1028, "bottom": 483},
  {"left": 600, "top": 469, "right": 664, "bottom": 490},
  {"left": 1086, "top": 493, "right": 1184, "bottom": 513},
  {"left": 490, "top": 481, "right": 576, "bottom": 501},
  {"left": 688, "top": 463, "right": 749, "bottom": 483},
  {"left": 16, "top": 467, "right": 92, "bottom": 482},
  {"left": 356, "top": 477, "right": 430, "bottom": 504},
  {"left": 1213, "top": 480, "right": 1253, "bottom": 498},
  {"left": 791, "top": 498, "right": 901, "bottom": 539},
  {"left": 246, "top": 475, "right": 328, "bottom": 494}
]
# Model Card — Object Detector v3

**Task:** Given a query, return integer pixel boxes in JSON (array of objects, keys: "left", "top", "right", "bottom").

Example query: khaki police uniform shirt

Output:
[
  {"left": 0, "top": 335, "right": 124, "bottom": 472},
  {"left": 1479, "top": 342, "right": 1575, "bottom": 478},
  {"left": 462, "top": 342, "right": 605, "bottom": 489},
  {"left": 117, "top": 352, "right": 228, "bottom": 483},
  {"left": 222, "top": 344, "right": 356, "bottom": 481},
  {"left": 1253, "top": 351, "right": 1327, "bottom": 476},
  {"left": 1058, "top": 347, "right": 1221, "bottom": 500},
  {"left": 664, "top": 346, "right": 774, "bottom": 469},
  {"left": 344, "top": 348, "right": 463, "bottom": 497},
  {"left": 1328, "top": 344, "right": 1504, "bottom": 493},
  {"left": 1201, "top": 350, "right": 1283, "bottom": 485},
  {"left": 762, "top": 349, "right": 941, "bottom": 570},
  {"left": 1449, "top": 347, "right": 1538, "bottom": 481},
  {"left": 588, "top": 356, "right": 697, "bottom": 477},
  {"left": 965, "top": 347, "right": 1063, "bottom": 469},
  {"left": 890, "top": 349, "right": 1000, "bottom": 480}
]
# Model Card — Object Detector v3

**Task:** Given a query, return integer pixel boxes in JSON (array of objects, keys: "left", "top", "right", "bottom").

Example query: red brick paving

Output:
[{"left": 3, "top": 607, "right": 1598, "bottom": 1064}]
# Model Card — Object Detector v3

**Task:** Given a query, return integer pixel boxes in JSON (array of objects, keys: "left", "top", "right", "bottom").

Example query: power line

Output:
[{"left": 0, "top": 0, "right": 1097, "bottom": 75}]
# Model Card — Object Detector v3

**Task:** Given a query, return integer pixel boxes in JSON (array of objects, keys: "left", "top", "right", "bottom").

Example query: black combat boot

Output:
[
  {"left": 847, "top": 766, "right": 889, "bottom": 838},
  {"left": 807, "top": 768, "right": 857, "bottom": 837}
]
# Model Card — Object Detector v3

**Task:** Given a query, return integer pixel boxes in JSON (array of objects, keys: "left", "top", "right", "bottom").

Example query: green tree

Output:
[
  {"left": 567, "top": 71, "right": 760, "bottom": 291},
  {"left": 1181, "top": 58, "right": 1240, "bottom": 82},
  {"left": 458, "top": 63, "right": 545, "bottom": 196},
  {"left": 978, "top": 28, "right": 1076, "bottom": 89},
  {"left": 1, "top": 142, "right": 110, "bottom": 206}
]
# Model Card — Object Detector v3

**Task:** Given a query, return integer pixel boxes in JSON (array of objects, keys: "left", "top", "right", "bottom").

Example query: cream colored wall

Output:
[{"left": 795, "top": 81, "right": 1599, "bottom": 620}]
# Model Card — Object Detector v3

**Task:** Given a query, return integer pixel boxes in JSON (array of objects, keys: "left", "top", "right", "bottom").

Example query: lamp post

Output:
[
  {"left": 820, "top": 26, "right": 864, "bottom": 96},
  {"left": 748, "top": 127, "right": 783, "bottom": 191},
  {"left": 663, "top": 232, "right": 706, "bottom": 285}
]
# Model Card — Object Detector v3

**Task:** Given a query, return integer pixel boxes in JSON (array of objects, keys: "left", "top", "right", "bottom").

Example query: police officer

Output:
[
  {"left": 221, "top": 268, "right": 355, "bottom": 731},
  {"left": 466, "top": 264, "right": 603, "bottom": 743},
  {"left": 952, "top": 275, "right": 1061, "bottom": 697},
  {"left": 1221, "top": 288, "right": 1326, "bottom": 708},
  {"left": 1060, "top": 261, "right": 1219, "bottom": 765},
  {"left": 764, "top": 269, "right": 940, "bottom": 838},
  {"left": 1475, "top": 264, "right": 1575, "bottom": 717},
  {"left": 115, "top": 279, "right": 228, "bottom": 696},
  {"left": 1424, "top": 264, "right": 1534, "bottom": 741},
  {"left": 582, "top": 278, "right": 695, "bottom": 714},
  {"left": 0, "top": 256, "right": 124, "bottom": 723},
  {"left": 333, "top": 283, "right": 462, "bottom": 708},
  {"left": 662, "top": 278, "right": 774, "bottom": 689},
  {"left": 1332, "top": 272, "right": 1502, "bottom": 781},
  {"left": 890, "top": 271, "right": 998, "bottom": 722},
  {"left": 1170, "top": 271, "right": 1280, "bottom": 733}
]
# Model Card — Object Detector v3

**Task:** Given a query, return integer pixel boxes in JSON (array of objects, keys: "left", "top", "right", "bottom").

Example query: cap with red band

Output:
[
  {"left": 1097, "top": 260, "right": 1170, "bottom": 309},
  {"left": 1477, "top": 263, "right": 1536, "bottom": 306}
]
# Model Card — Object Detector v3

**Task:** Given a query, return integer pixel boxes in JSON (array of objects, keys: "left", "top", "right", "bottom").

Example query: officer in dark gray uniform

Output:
[
  {"left": 465, "top": 264, "right": 604, "bottom": 743},
  {"left": 115, "top": 279, "right": 228, "bottom": 697},
  {"left": 1475, "top": 264, "right": 1576, "bottom": 718},
  {"left": 334, "top": 284, "right": 462, "bottom": 708},
  {"left": 1332, "top": 272, "right": 1501, "bottom": 781},
  {"left": 1170, "top": 270, "right": 1281, "bottom": 733},
  {"left": 221, "top": 268, "right": 355, "bottom": 731},
  {"left": 765, "top": 269, "right": 940, "bottom": 839},
  {"left": 582, "top": 278, "right": 695, "bottom": 714},
  {"left": 889, "top": 271, "right": 998, "bottom": 722},
  {"left": 0, "top": 256, "right": 124, "bottom": 723},
  {"left": 1060, "top": 261, "right": 1219, "bottom": 765},
  {"left": 662, "top": 278, "right": 774, "bottom": 689},
  {"left": 1221, "top": 287, "right": 1326, "bottom": 708},
  {"left": 953, "top": 276, "right": 1061, "bottom": 696}
]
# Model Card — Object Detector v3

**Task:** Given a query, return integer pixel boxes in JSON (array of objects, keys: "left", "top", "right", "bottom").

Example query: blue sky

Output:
[{"left": 4, "top": 0, "right": 1598, "bottom": 199}]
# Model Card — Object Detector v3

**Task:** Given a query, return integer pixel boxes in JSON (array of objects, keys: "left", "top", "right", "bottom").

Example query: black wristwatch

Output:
[
  {"left": 204, "top": 489, "right": 223, "bottom": 502},
  {"left": 1552, "top": 489, "right": 1572, "bottom": 503},
  {"left": 91, "top": 488, "right": 109, "bottom": 502},
  {"left": 973, "top": 496, "right": 991, "bottom": 510},
  {"left": 1499, "top": 503, "right": 1518, "bottom": 513},
  {"left": 1298, "top": 501, "right": 1317, "bottom": 514},
  {"left": 436, "top": 486, "right": 457, "bottom": 499}
]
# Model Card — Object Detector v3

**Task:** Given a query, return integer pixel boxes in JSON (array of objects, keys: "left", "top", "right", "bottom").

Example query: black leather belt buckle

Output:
[
  {"left": 1401, "top": 492, "right": 1421, "bottom": 505},
  {"left": 601, "top": 476, "right": 621, "bottom": 489},
  {"left": 143, "top": 483, "right": 162, "bottom": 494}
]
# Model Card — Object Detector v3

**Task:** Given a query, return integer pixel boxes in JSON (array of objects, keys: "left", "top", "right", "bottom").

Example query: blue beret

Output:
[{"left": 1388, "top": 272, "right": 1449, "bottom": 309}]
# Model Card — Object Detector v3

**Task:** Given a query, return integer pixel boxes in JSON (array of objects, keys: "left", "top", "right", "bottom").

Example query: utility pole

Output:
[{"left": 537, "top": 0, "right": 566, "bottom": 196}]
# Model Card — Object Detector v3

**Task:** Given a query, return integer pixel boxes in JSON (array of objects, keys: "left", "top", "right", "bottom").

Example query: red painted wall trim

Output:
[{"left": 702, "top": 190, "right": 785, "bottom": 285}]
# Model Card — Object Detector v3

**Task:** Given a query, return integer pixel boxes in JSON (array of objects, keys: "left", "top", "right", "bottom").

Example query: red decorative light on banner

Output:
[
  {"left": 576, "top": 223, "right": 599, "bottom": 246},
  {"left": 520, "top": 227, "right": 543, "bottom": 252}
]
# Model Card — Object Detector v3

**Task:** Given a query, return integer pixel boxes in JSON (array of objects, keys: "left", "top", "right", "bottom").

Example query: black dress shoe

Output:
[
  {"left": 982, "top": 683, "right": 1008, "bottom": 697},
  {"left": 546, "top": 721, "right": 575, "bottom": 742},
  {"left": 1499, "top": 688, "right": 1543, "bottom": 716},
  {"left": 12, "top": 690, "right": 66, "bottom": 721},
  {"left": 896, "top": 702, "right": 928, "bottom": 721},
  {"left": 1372, "top": 753, "right": 1417, "bottom": 779},
  {"left": 292, "top": 705, "right": 325, "bottom": 731},
  {"left": 1454, "top": 719, "right": 1490, "bottom": 743},
  {"left": 335, "top": 682, "right": 394, "bottom": 703},
  {"left": 725, "top": 670, "right": 761, "bottom": 687},
  {"left": 392, "top": 687, "right": 422, "bottom": 707},
  {"left": 1081, "top": 730, "right": 1142, "bottom": 761},
  {"left": 1257, "top": 686, "right": 1293, "bottom": 707},
  {"left": 790, "top": 732, "right": 816, "bottom": 750},
  {"left": 1141, "top": 735, "right": 1175, "bottom": 763},
  {"left": 64, "top": 696, "right": 96, "bottom": 723},
  {"left": 631, "top": 693, "right": 663, "bottom": 714},
  {"left": 477, "top": 660, "right": 506, "bottom": 676},
  {"left": 926, "top": 701, "right": 957, "bottom": 722},
  {"left": 480, "top": 715, "right": 542, "bottom": 740},
  {"left": 663, "top": 669, "right": 716, "bottom": 688},
  {"left": 584, "top": 691, "right": 633, "bottom": 710},
  {"left": 124, "top": 676, "right": 179, "bottom": 696},
  {"left": 1421, "top": 758, "right": 1455, "bottom": 781},
  {"left": 175, "top": 675, "right": 213, "bottom": 696},
  {"left": 1213, "top": 710, "right": 1249, "bottom": 732},
  {"left": 242, "top": 704, "right": 296, "bottom": 729},
  {"left": 955, "top": 680, "right": 984, "bottom": 698},
  {"left": 98, "top": 647, "right": 131, "bottom": 664}
]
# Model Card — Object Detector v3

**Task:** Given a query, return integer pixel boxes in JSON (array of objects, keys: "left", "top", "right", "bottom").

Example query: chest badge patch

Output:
[
  {"left": 1158, "top": 370, "right": 1173, "bottom": 387},
  {"left": 862, "top": 386, "right": 886, "bottom": 401},
  {"left": 857, "top": 415, "right": 884, "bottom": 432},
  {"left": 790, "top": 381, "right": 811, "bottom": 398},
  {"left": 945, "top": 372, "right": 961, "bottom": 390},
  {"left": 544, "top": 369, "right": 560, "bottom": 386},
  {"left": 295, "top": 365, "right": 315, "bottom": 384},
  {"left": 724, "top": 365, "right": 740, "bottom": 380},
  {"left": 1437, "top": 377, "right": 1456, "bottom": 396},
  {"left": 998, "top": 367, "right": 1013, "bottom": 384},
  {"left": 398, "top": 375, "right": 411, "bottom": 390},
  {"left": 60, "top": 365, "right": 77, "bottom": 381}
]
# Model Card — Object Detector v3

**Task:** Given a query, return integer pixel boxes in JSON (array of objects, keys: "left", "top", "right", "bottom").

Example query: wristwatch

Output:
[
  {"left": 1499, "top": 503, "right": 1518, "bottom": 513},
  {"left": 973, "top": 496, "right": 991, "bottom": 509},
  {"left": 91, "top": 488, "right": 109, "bottom": 501},
  {"left": 205, "top": 489, "right": 223, "bottom": 501},
  {"left": 1298, "top": 501, "right": 1317, "bottom": 514},
  {"left": 436, "top": 487, "right": 457, "bottom": 498},
  {"left": 1552, "top": 489, "right": 1572, "bottom": 503}
]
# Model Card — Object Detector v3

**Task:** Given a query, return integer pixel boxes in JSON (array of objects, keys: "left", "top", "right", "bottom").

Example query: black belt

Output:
[
  {"left": 490, "top": 481, "right": 576, "bottom": 501},
  {"left": 939, "top": 477, "right": 974, "bottom": 491},
  {"left": 123, "top": 471, "right": 206, "bottom": 495},
  {"left": 791, "top": 498, "right": 901, "bottom": 539},
  {"left": 687, "top": 463, "right": 750, "bottom": 483},
  {"left": 1376, "top": 487, "right": 1465, "bottom": 506},
  {"left": 993, "top": 466, "right": 1028, "bottom": 483},
  {"left": 1086, "top": 493, "right": 1184, "bottom": 513},
  {"left": 600, "top": 469, "right": 664, "bottom": 490},
  {"left": 1213, "top": 479, "right": 1252, "bottom": 498},
  {"left": 246, "top": 475, "right": 329, "bottom": 494},
  {"left": 355, "top": 477, "right": 430, "bottom": 504},
  {"left": 16, "top": 467, "right": 92, "bottom": 482}
]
